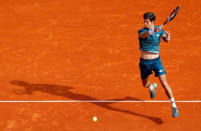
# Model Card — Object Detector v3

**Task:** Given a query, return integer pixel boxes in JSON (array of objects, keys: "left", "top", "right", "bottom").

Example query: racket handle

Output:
[{"left": 160, "top": 24, "right": 164, "bottom": 29}]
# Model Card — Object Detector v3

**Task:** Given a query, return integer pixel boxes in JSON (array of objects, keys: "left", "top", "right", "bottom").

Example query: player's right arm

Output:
[{"left": 138, "top": 27, "right": 161, "bottom": 39}]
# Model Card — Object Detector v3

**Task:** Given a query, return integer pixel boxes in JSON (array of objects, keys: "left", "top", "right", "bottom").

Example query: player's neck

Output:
[
  {"left": 146, "top": 24, "right": 155, "bottom": 29},
  {"left": 149, "top": 24, "right": 155, "bottom": 29}
]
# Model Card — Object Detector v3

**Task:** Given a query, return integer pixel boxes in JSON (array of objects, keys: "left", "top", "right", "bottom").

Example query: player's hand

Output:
[
  {"left": 165, "top": 31, "right": 170, "bottom": 40},
  {"left": 154, "top": 27, "right": 161, "bottom": 32},
  {"left": 165, "top": 31, "right": 170, "bottom": 36}
]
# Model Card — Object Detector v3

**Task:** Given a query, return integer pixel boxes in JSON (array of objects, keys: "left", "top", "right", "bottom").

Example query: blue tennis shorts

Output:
[{"left": 139, "top": 56, "right": 166, "bottom": 79}]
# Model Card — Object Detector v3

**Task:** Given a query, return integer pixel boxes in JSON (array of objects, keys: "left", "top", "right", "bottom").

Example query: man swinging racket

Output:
[{"left": 138, "top": 7, "right": 180, "bottom": 117}]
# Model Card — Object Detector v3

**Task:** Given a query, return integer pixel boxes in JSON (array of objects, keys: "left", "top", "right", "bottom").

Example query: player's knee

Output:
[
  {"left": 142, "top": 81, "right": 149, "bottom": 88},
  {"left": 143, "top": 84, "right": 148, "bottom": 88}
]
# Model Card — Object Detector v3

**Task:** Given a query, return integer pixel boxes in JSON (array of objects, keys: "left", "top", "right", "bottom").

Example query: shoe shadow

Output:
[{"left": 10, "top": 80, "right": 163, "bottom": 124}]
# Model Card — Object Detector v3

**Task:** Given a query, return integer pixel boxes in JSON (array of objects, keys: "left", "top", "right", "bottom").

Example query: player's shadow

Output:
[{"left": 10, "top": 80, "right": 163, "bottom": 125}]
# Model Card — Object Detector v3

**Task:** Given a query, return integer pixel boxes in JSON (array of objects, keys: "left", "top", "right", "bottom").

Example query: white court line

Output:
[{"left": 0, "top": 100, "right": 200, "bottom": 103}]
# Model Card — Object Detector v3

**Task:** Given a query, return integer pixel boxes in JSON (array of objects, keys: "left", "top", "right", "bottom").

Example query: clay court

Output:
[{"left": 0, "top": 0, "right": 201, "bottom": 130}]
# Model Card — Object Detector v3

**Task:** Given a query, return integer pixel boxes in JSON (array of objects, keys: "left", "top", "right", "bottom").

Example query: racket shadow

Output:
[{"left": 10, "top": 80, "right": 163, "bottom": 125}]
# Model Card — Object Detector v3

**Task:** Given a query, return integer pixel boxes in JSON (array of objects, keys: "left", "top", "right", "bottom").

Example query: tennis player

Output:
[{"left": 138, "top": 12, "right": 179, "bottom": 117}]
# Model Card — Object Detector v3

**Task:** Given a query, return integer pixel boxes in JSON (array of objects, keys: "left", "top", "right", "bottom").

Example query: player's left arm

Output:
[{"left": 162, "top": 31, "right": 170, "bottom": 43}]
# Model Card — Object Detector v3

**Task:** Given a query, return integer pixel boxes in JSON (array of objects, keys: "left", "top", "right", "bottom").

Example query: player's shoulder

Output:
[
  {"left": 138, "top": 27, "right": 147, "bottom": 34},
  {"left": 138, "top": 27, "right": 147, "bottom": 31}
]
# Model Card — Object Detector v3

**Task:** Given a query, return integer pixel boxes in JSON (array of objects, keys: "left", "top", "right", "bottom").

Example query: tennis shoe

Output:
[
  {"left": 172, "top": 107, "right": 179, "bottom": 117},
  {"left": 150, "top": 83, "right": 157, "bottom": 99}
]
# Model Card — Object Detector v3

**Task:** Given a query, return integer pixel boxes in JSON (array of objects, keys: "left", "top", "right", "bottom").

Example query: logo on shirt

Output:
[
  {"left": 159, "top": 70, "right": 164, "bottom": 73},
  {"left": 157, "top": 34, "right": 160, "bottom": 37}
]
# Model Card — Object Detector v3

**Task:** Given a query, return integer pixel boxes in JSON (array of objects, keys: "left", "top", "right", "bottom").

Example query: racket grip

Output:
[{"left": 160, "top": 24, "right": 164, "bottom": 29}]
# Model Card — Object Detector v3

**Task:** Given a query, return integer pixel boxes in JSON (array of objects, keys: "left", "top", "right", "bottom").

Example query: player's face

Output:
[{"left": 144, "top": 19, "right": 154, "bottom": 29}]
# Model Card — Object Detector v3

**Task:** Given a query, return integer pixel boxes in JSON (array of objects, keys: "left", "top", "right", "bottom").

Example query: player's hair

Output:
[{"left": 143, "top": 12, "right": 156, "bottom": 22}]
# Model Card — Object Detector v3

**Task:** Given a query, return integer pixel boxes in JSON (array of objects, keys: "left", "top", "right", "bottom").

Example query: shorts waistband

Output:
[{"left": 140, "top": 56, "right": 160, "bottom": 62}]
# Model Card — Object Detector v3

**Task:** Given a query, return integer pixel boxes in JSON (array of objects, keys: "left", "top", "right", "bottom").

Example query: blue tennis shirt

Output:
[{"left": 138, "top": 26, "right": 165, "bottom": 54}]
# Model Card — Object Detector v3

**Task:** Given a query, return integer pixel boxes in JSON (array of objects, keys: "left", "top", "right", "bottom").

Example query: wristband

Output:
[{"left": 148, "top": 29, "right": 155, "bottom": 35}]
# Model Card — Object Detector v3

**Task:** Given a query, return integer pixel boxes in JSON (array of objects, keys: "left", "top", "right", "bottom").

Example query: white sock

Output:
[
  {"left": 170, "top": 97, "right": 177, "bottom": 108},
  {"left": 149, "top": 84, "right": 154, "bottom": 91}
]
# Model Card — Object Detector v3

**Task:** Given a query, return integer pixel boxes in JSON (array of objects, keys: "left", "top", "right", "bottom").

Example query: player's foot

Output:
[
  {"left": 172, "top": 107, "right": 179, "bottom": 117},
  {"left": 150, "top": 83, "right": 157, "bottom": 99}
]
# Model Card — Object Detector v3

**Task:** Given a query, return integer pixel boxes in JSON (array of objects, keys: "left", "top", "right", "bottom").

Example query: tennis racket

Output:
[{"left": 160, "top": 6, "right": 181, "bottom": 28}]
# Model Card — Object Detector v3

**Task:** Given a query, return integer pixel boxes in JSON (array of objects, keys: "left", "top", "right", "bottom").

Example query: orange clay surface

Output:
[{"left": 0, "top": 0, "right": 201, "bottom": 130}]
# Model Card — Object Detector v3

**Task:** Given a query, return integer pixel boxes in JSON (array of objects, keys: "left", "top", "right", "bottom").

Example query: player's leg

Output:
[
  {"left": 158, "top": 75, "right": 173, "bottom": 99},
  {"left": 142, "top": 76, "right": 151, "bottom": 88},
  {"left": 139, "top": 58, "right": 157, "bottom": 99},
  {"left": 141, "top": 76, "right": 157, "bottom": 99},
  {"left": 139, "top": 58, "right": 153, "bottom": 89},
  {"left": 158, "top": 74, "right": 179, "bottom": 117},
  {"left": 153, "top": 56, "right": 178, "bottom": 117}
]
